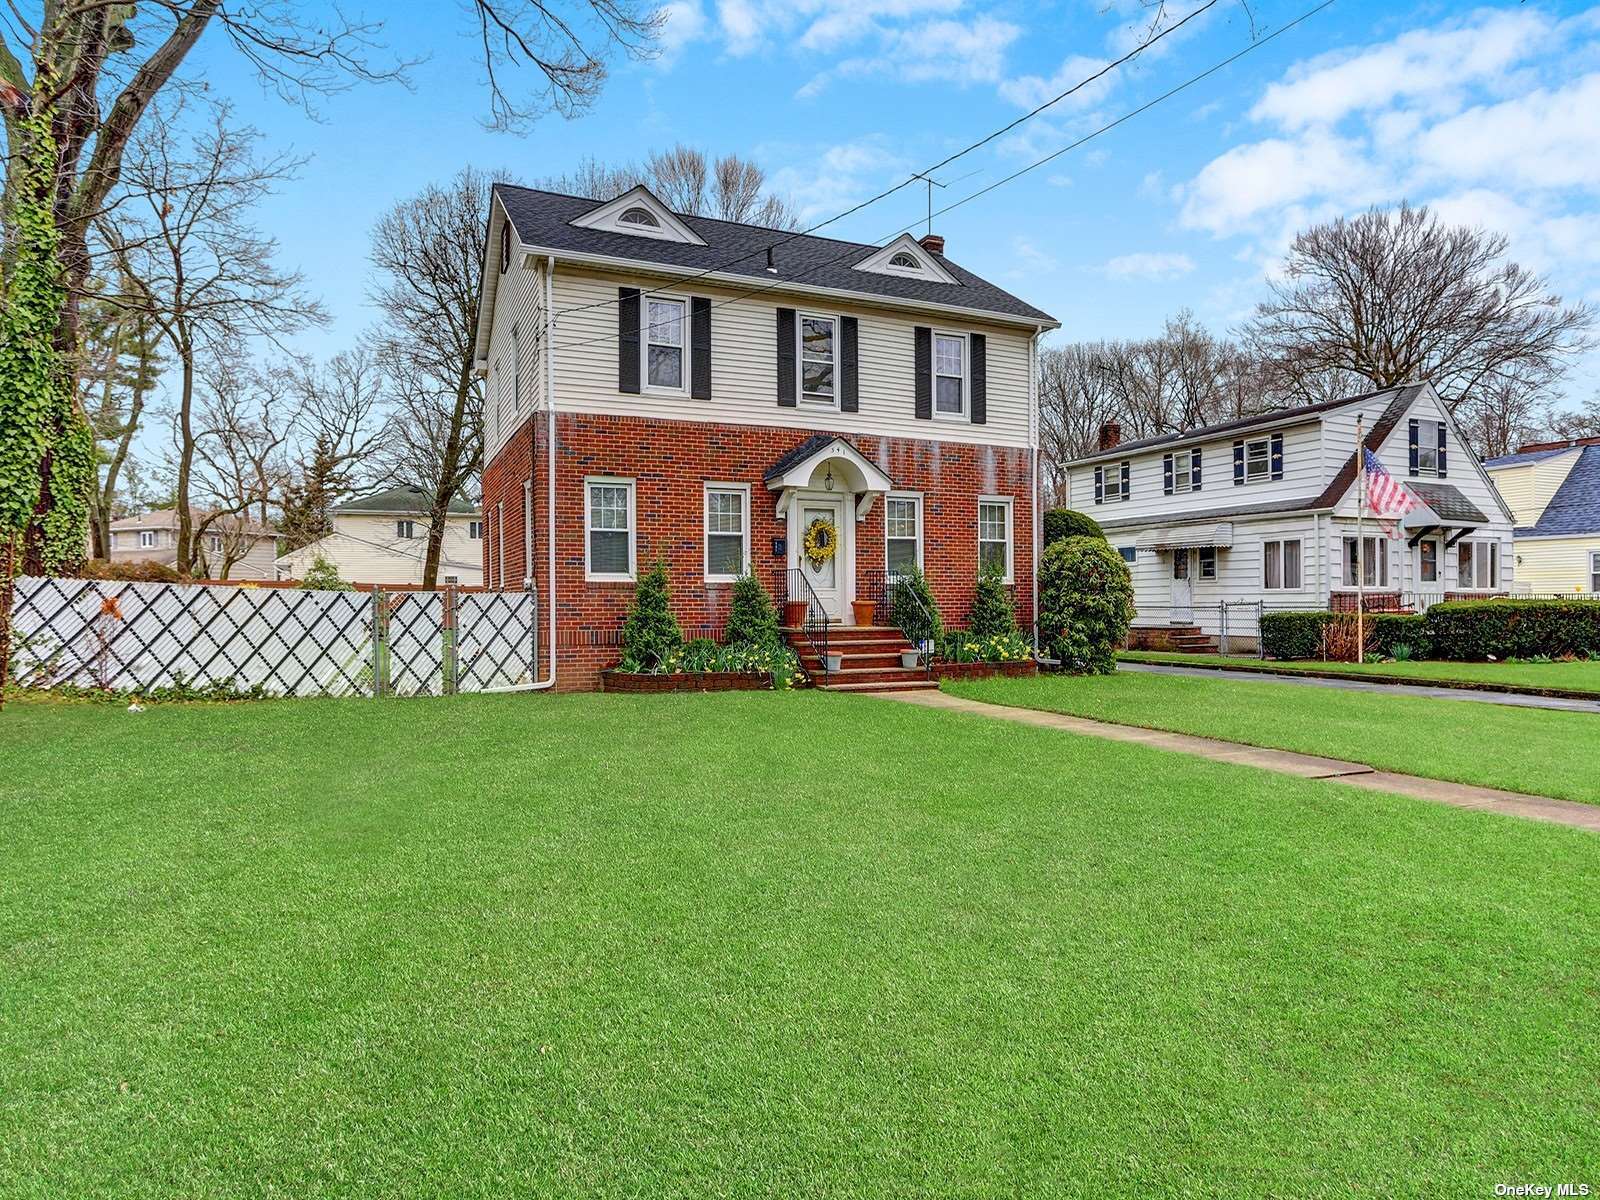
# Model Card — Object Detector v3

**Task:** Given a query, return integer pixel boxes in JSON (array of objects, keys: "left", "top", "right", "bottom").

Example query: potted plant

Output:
[
  {"left": 851, "top": 598, "right": 876, "bottom": 626},
  {"left": 899, "top": 647, "right": 921, "bottom": 669},
  {"left": 783, "top": 598, "right": 809, "bottom": 628},
  {"left": 824, "top": 649, "right": 844, "bottom": 673}
]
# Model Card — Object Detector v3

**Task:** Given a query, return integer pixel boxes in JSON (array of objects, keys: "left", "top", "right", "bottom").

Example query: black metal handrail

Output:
[
  {"left": 779, "top": 567, "right": 831, "bottom": 678},
  {"left": 862, "top": 567, "right": 935, "bottom": 679}
]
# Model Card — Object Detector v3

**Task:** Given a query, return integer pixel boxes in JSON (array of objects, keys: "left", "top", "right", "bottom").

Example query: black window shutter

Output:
[
  {"left": 1270, "top": 432, "right": 1284, "bottom": 481},
  {"left": 776, "top": 307, "right": 797, "bottom": 407},
  {"left": 618, "top": 288, "right": 641, "bottom": 394},
  {"left": 1163, "top": 453, "right": 1174, "bottom": 495},
  {"left": 690, "top": 297, "right": 711, "bottom": 400},
  {"left": 1120, "top": 461, "right": 1131, "bottom": 499},
  {"left": 1192, "top": 452, "right": 1202, "bottom": 491},
  {"left": 1408, "top": 419, "right": 1419, "bottom": 475},
  {"left": 913, "top": 326, "right": 932, "bottom": 420},
  {"left": 1436, "top": 421, "right": 1448, "bottom": 476},
  {"left": 970, "top": 333, "right": 987, "bottom": 424},
  {"left": 1093, "top": 466, "right": 1103, "bottom": 505},
  {"left": 840, "top": 316, "right": 859, "bottom": 413},
  {"left": 1233, "top": 440, "right": 1245, "bottom": 485}
]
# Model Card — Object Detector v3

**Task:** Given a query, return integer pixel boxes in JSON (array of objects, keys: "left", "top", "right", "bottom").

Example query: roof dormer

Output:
[
  {"left": 568, "top": 185, "right": 707, "bottom": 245},
  {"left": 852, "top": 233, "right": 959, "bottom": 286}
]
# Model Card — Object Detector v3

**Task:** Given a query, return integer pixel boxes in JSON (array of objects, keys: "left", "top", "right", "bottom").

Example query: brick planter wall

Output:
[
  {"left": 485, "top": 410, "right": 1035, "bottom": 691},
  {"left": 933, "top": 660, "right": 1038, "bottom": 681},
  {"left": 600, "top": 670, "right": 772, "bottom": 693}
]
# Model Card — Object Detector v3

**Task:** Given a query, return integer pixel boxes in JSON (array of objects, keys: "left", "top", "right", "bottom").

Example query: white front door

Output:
[
  {"left": 795, "top": 496, "right": 848, "bottom": 621},
  {"left": 1170, "top": 548, "right": 1194, "bottom": 623}
]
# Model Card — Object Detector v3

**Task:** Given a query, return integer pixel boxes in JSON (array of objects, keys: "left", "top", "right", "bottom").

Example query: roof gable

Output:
[
  {"left": 338, "top": 486, "right": 478, "bottom": 516},
  {"left": 852, "top": 233, "right": 959, "bottom": 286},
  {"left": 568, "top": 185, "right": 707, "bottom": 246},
  {"left": 1521, "top": 445, "right": 1600, "bottom": 536}
]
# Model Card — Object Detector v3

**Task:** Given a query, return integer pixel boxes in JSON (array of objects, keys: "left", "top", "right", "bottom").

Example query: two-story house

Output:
[
  {"left": 105, "top": 508, "right": 279, "bottom": 580},
  {"left": 474, "top": 183, "right": 1058, "bottom": 690},
  {"left": 1484, "top": 437, "right": 1600, "bottom": 596},
  {"left": 274, "top": 486, "right": 484, "bottom": 586},
  {"left": 1062, "top": 382, "right": 1516, "bottom": 649}
]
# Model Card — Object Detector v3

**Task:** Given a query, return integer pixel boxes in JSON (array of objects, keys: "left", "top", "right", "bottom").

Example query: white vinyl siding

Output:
[
  {"left": 273, "top": 512, "right": 483, "bottom": 586},
  {"left": 885, "top": 493, "right": 922, "bottom": 577},
  {"left": 586, "top": 477, "right": 636, "bottom": 581},
  {"left": 978, "top": 496, "right": 1013, "bottom": 583},
  {"left": 704, "top": 484, "right": 749, "bottom": 582}
]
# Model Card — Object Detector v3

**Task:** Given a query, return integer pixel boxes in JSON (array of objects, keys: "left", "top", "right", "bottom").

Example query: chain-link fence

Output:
[
  {"left": 1125, "top": 601, "right": 1266, "bottom": 657},
  {"left": 10, "top": 576, "right": 538, "bottom": 698}
]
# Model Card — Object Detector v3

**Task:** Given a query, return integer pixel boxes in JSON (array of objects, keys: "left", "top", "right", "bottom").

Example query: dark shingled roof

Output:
[
  {"left": 1096, "top": 496, "right": 1330, "bottom": 532},
  {"left": 1409, "top": 481, "right": 1489, "bottom": 525},
  {"left": 1516, "top": 445, "right": 1600, "bottom": 537},
  {"left": 494, "top": 185, "right": 1056, "bottom": 326},
  {"left": 1483, "top": 445, "right": 1576, "bottom": 468},
  {"left": 764, "top": 434, "right": 839, "bottom": 483},
  {"left": 338, "top": 486, "right": 478, "bottom": 516},
  {"left": 1309, "top": 386, "right": 1423, "bottom": 509}
]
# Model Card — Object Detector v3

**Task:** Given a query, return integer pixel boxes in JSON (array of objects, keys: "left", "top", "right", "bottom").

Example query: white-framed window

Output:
[
  {"left": 885, "top": 493, "right": 923, "bottom": 578},
  {"left": 468, "top": 519, "right": 483, "bottom": 540},
  {"left": 512, "top": 325, "right": 523, "bottom": 413},
  {"left": 396, "top": 520, "right": 416, "bottom": 539},
  {"left": 483, "top": 511, "right": 492, "bottom": 588},
  {"left": 1342, "top": 536, "right": 1389, "bottom": 588},
  {"left": 888, "top": 251, "right": 921, "bottom": 270},
  {"left": 138, "top": 529, "right": 155, "bottom": 549},
  {"left": 1197, "top": 546, "right": 1217, "bottom": 580},
  {"left": 933, "top": 332, "right": 967, "bottom": 418},
  {"left": 1117, "top": 545, "right": 1137, "bottom": 564},
  {"left": 1245, "top": 437, "right": 1271, "bottom": 481},
  {"left": 645, "top": 296, "right": 686, "bottom": 392},
  {"left": 1416, "top": 438, "right": 1439, "bottom": 476},
  {"left": 1591, "top": 551, "right": 1600, "bottom": 595},
  {"left": 619, "top": 206, "right": 660, "bottom": 229},
  {"left": 1457, "top": 540, "right": 1499, "bottom": 590},
  {"left": 977, "top": 496, "right": 1013, "bottom": 583},
  {"left": 208, "top": 534, "right": 223, "bottom": 553},
  {"left": 1419, "top": 539, "right": 1439, "bottom": 584},
  {"left": 586, "top": 477, "right": 636, "bottom": 581},
  {"left": 798, "top": 313, "right": 837, "bottom": 408},
  {"left": 1263, "top": 539, "right": 1302, "bottom": 590},
  {"left": 496, "top": 500, "right": 505, "bottom": 588},
  {"left": 1172, "top": 447, "right": 1200, "bottom": 494},
  {"left": 1101, "top": 462, "right": 1129, "bottom": 503},
  {"left": 704, "top": 483, "right": 749, "bottom": 582}
]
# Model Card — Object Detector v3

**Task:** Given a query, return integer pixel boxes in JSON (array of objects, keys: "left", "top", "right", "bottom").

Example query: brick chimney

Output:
[
  {"left": 1098, "top": 421, "right": 1122, "bottom": 452},
  {"left": 918, "top": 232, "right": 945, "bottom": 255}
]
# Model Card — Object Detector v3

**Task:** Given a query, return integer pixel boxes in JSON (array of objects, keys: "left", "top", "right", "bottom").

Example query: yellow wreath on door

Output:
[{"left": 803, "top": 516, "right": 838, "bottom": 566}]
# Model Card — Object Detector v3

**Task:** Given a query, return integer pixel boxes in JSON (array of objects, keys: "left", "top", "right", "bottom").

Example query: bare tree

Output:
[
  {"left": 1038, "top": 342, "right": 1124, "bottom": 504},
  {"left": 1246, "top": 204, "right": 1595, "bottom": 410},
  {"left": 103, "top": 99, "right": 324, "bottom": 573},
  {"left": 1546, "top": 394, "right": 1600, "bottom": 443},
  {"left": 369, "top": 168, "right": 493, "bottom": 587},
  {"left": 539, "top": 144, "right": 801, "bottom": 229},
  {"left": 278, "top": 348, "right": 389, "bottom": 551}
]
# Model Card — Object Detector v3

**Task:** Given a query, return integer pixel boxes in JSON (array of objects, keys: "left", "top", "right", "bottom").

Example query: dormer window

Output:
[
  {"left": 569, "top": 185, "right": 708, "bottom": 245},
  {"left": 852, "top": 233, "right": 960, "bottom": 285},
  {"left": 889, "top": 252, "right": 920, "bottom": 270},
  {"left": 619, "top": 206, "right": 660, "bottom": 228}
]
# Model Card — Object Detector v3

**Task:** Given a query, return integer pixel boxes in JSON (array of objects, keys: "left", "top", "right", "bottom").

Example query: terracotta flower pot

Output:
[
  {"left": 784, "top": 599, "right": 809, "bottom": 628},
  {"left": 851, "top": 599, "right": 876, "bottom": 626}
]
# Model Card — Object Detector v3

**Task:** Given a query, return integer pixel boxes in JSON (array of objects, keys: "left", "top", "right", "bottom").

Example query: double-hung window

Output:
[
  {"left": 1172, "top": 448, "right": 1200, "bottom": 493},
  {"left": 885, "top": 494, "right": 922, "bottom": 578},
  {"left": 138, "top": 530, "right": 155, "bottom": 549},
  {"left": 1101, "top": 463, "right": 1129, "bottom": 503},
  {"left": 934, "top": 333, "right": 966, "bottom": 417},
  {"left": 1263, "top": 539, "right": 1302, "bottom": 590},
  {"left": 586, "top": 477, "right": 635, "bottom": 581},
  {"left": 1590, "top": 551, "right": 1600, "bottom": 594},
  {"left": 799, "top": 315, "right": 836, "bottom": 407},
  {"left": 1197, "top": 546, "right": 1217, "bottom": 580},
  {"left": 1457, "top": 540, "right": 1499, "bottom": 590},
  {"left": 396, "top": 519, "right": 416, "bottom": 540},
  {"left": 1245, "top": 437, "right": 1271, "bottom": 481},
  {"left": 208, "top": 534, "right": 223, "bottom": 553},
  {"left": 704, "top": 484, "right": 748, "bottom": 581},
  {"left": 978, "top": 497, "right": 1013, "bottom": 583},
  {"left": 646, "top": 297, "right": 686, "bottom": 391},
  {"left": 1342, "top": 536, "right": 1388, "bottom": 588},
  {"left": 468, "top": 519, "right": 483, "bottom": 540}
]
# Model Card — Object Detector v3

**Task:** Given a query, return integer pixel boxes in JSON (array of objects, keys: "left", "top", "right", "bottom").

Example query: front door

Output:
[
  {"left": 1170, "top": 548, "right": 1194, "bottom": 623},
  {"left": 796, "top": 496, "right": 847, "bottom": 622}
]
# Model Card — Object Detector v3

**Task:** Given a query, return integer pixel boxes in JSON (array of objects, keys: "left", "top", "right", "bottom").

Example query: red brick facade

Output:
[{"left": 483, "top": 410, "right": 1035, "bottom": 691}]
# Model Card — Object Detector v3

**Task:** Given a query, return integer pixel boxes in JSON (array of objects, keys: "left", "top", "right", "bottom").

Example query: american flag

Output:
[{"left": 1362, "top": 449, "right": 1419, "bottom": 536}]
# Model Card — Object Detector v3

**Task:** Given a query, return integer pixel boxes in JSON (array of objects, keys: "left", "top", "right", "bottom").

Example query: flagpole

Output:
[{"left": 1355, "top": 415, "right": 1365, "bottom": 665}]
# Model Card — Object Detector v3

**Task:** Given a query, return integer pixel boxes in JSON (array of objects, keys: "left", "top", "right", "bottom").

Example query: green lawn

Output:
[
  {"left": 4, "top": 693, "right": 1600, "bottom": 1196},
  {"left": 1121, "top": 649, "right": 1600, "bottom": 694},
  {"left": 949, "top": 671, "right": 1600, "bottom": 804}
]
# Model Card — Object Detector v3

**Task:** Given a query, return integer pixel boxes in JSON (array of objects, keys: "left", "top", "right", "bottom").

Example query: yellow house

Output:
[{"left": 1484, "top": 440, "right": 1600, "bottom": 596}]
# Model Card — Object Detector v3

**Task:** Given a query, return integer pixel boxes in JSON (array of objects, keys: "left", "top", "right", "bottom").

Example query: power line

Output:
[
  {"left": 541, "top": 0, "right": 1336, "bottom": 359},
  {"left": 548, "top": 0, "right": 1223, "bottom": 322}
]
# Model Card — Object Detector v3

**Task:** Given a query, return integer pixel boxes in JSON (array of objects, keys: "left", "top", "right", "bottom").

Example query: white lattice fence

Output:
[{"left": 11, "top": 577, "right": 537, "bottom": 698}]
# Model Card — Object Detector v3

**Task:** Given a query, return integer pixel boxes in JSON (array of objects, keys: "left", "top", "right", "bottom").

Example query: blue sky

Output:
[{"left": 187, "top": 0, "right": 1600, "bottom": 411}]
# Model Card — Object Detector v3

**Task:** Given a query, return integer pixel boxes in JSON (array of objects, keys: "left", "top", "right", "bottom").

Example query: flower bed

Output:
[
  {"left": 600, "top": 670, "right": 772, "bottom": 694},
  {"left": 933, "top": 660, "right": 1037, "bottom": 681}
]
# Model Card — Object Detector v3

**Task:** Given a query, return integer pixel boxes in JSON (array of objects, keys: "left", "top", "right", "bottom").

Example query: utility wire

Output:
[
  {"left": 540, "top": 0, "right": 1336, "bottom": 359},
  {"left": 548, "top": 0, "right": 1223, "bottom": 322}
]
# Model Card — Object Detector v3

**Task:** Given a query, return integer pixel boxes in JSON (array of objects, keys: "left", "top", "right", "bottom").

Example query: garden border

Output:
[
  {"left": 933, "top": 661, "right": 1038, "bottom": 682},
  {"left": 599, "top": 669, "right": 773, "bottom": 693},
  {"left": 1117, "top": 653, "right": 1600, "bottom": 701}
]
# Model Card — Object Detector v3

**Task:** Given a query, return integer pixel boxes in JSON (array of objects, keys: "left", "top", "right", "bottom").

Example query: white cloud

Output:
[
  {"left": 801, "top": 15, "right": 1021, "bottom": 96},
  {"left": 998, "top": 53, "right": 1116, "bottom": 111},
  {"left": 1102, "top": 251, "right": 1195, "bottom": 281},
  {"left": 1410, "top": 74, "right": 1600, "bottom": 192},
  {"left": 1179, "top": 130, "right": 1387, "bottom": 235},
  {"left": 765, "top": 136, "right": 911, "bottom": 221},
  {"left": 658, "top": 0, "right": 708, "bottom": 59}
]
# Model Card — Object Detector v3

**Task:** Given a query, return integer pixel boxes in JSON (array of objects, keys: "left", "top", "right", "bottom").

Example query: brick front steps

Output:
[
  {"left": 781, "top": 625, "right": 940, "bottom": 693},
  {"left": 1128, "top": 624, "right": 1218, "bottom": 654}
]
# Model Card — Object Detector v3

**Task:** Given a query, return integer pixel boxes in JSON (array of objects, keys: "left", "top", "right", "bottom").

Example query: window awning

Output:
[{"left": 1136, "top": 523, "right": 1233, "bottom": 550}]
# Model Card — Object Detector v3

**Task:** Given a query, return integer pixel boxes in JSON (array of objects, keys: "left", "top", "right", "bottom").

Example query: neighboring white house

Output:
[
  {"left": 1062, "top": 382, "right": 1517, "bottom": 647},
  {"left": 275, "top": 486, "right": 484, "bottom": 586},
  {"left": 1484, "top": 439, "right": 1600, "bottom": 596},
  {"left": 105, "top": 508, "right": 279, "bottom": 580}
]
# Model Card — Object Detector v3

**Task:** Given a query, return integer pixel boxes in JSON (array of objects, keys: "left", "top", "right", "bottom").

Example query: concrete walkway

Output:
[
  {"left": 1120, "top": 660, "right": 1600, "bottom": 714},
  {"left": 881, "top": 689, "right": 1600, "bottom": 833}
]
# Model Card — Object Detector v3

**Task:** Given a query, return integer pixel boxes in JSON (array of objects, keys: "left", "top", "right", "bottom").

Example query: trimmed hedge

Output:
[
  {"left": 1425, "top": 599, "right": 1600, "bottom": 661},
  {"left": 1043, "top": 508, "right": 1104, "bottom": 546},
  {"left": 1261, "top": 601, "right": 1598, "bottom": 661}
]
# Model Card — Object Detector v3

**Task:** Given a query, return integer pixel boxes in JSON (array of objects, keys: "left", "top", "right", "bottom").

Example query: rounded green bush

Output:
[
  {"left": 1038, "top": 535, "right": 1133, "bottom": 674},
  {"left": 1042, "top": 508, "right": 1105, "bottom": 547}
]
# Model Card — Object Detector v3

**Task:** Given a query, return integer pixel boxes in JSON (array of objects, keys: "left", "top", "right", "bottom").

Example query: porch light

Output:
[{"left": 823, "top": 465, "right": 835, "bottom": 491}]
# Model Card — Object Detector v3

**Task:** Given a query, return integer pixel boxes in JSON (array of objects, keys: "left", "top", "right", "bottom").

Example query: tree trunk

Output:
[
  {"left": 174, "top": 341, "right": 196, "bottom": 572},
  {"left": 420, "top": 370, "right": 475, "bottom": 589}
]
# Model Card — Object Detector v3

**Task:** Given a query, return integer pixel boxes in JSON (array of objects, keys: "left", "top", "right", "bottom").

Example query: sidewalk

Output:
[{"left": 880, "top": 689, "right": 1600, "bottom": 833}]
